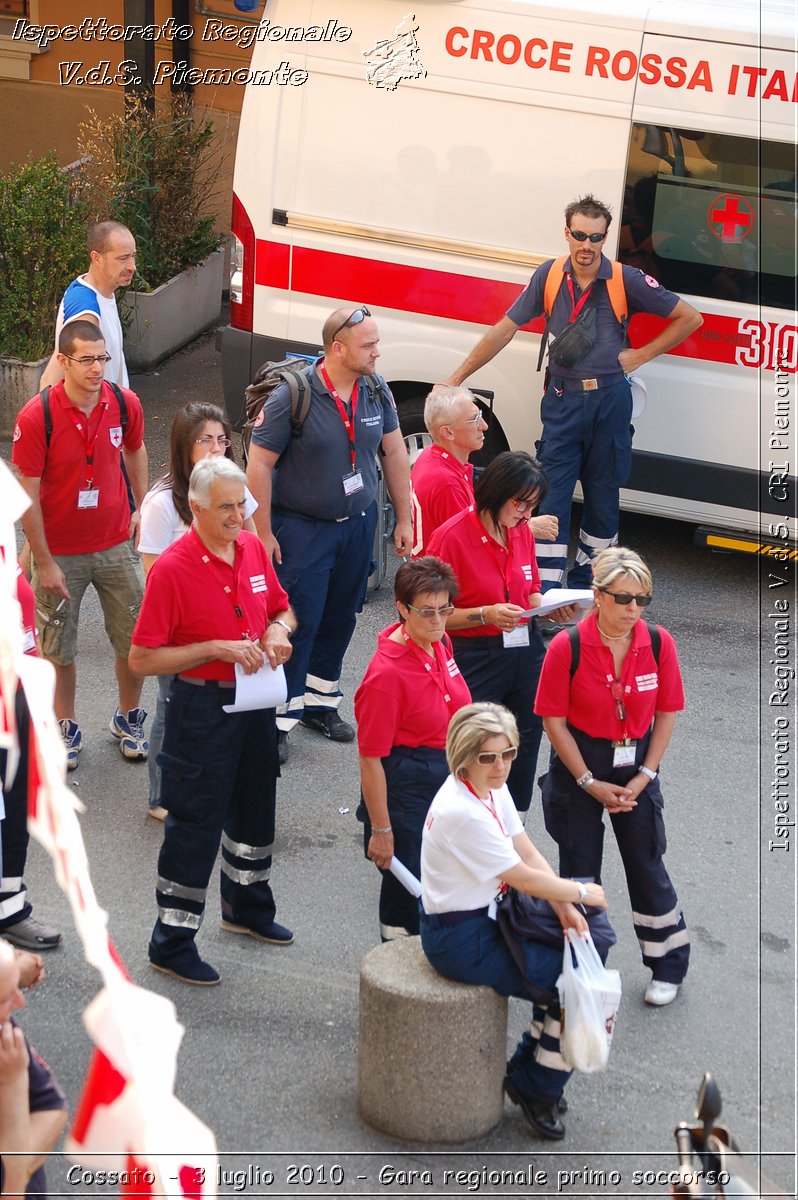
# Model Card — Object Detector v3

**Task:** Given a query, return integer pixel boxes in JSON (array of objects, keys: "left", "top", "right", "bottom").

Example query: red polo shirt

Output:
[
  {"left": 534, "top": 612, "right": 685, "bottom": 739},
  {"left": 426, "top": 507, "right": 541, "bottom": 639},
  {"left": 411, "top": 445, "right": 474, "bottom": 558},
  {"left": 12, "top": 380, "right": 144, "bottom": 555},
  {"left": 132, "top": 527, "right": 290, "bottom": 682},
  {"left": 355, "top": 624, "right": 471, "bottom": 756}
]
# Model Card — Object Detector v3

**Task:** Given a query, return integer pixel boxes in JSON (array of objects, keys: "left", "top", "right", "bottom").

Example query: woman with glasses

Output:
[
  {"left": 427, "top": 451, "right": 576, "bottom": 813},
  {"left": 535, "top": 546, "right": 689, "bottom": 1006},
  {"left": 138, "top": 403, "right": 257, "bottom": 819},
  {"left": 420, "top": 702, "right": 607, "bottom": 1140},
  {"left": 354, "top": 557, "right": 471, "bottom": 940}
]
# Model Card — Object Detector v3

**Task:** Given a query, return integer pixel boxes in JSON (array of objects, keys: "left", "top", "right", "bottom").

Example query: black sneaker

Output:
[
  {"left": 277, "top": 730, "right": 289, "bottom": 765},
  {"left": 300, "top": 711, "right": 355, "bottom": 742}
]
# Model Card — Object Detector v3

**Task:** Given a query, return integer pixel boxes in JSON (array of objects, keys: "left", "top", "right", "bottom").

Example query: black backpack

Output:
[{"left": 567, "top": 621, "right": 661, "bottom": 678}]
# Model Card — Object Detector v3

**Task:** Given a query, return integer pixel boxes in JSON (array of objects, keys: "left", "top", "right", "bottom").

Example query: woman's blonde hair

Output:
[
  {"left": 446, "top": 702, "right": 519, "bottom": 779},
  {"left": 592, "top": 546, "right": 653, "bottom": 595}
]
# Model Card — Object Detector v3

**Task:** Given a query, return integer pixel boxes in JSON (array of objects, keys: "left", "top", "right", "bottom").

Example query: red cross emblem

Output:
[{"left": 707, "top": 193, "right": 754, "bottom": 243}]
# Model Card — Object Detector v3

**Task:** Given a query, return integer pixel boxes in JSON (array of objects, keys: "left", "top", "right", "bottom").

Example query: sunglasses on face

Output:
[
  {"left": 406, "top": 603, "right": 455, "bottom": 619},
  {"left": 332, "top": 305, "right": 371, "bottom": 340},
  {"left": 476, "top": 747, "right": 518, "bottom": 766},
  {"left": 597, "top": 586, "right": 653, "bottom": 607},
  {"left": 511, "top": 497, "right": 537, "bottom": 514},
  {"left": 567, "top": 229, "right": 607, "bottom": 243}
]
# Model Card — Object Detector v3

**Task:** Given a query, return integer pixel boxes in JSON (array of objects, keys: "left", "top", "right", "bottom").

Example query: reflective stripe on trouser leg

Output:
[
  {"left": 219, "top": 706, "right": 278, "bottom": 932},
  {"left": 573, "top": 529, "right": 617, "bottom": 574},
  {"left": 276, "top": 695, "right": 304, "bottom": 734},
  {"left": 304, "top": 672, "right": 342, "bottom": 713},
  {"left": 156, "top": 875, "right": 207, "bottom": 931},
  {"left": 536, "top": 541, "right": 569, "bottom": 589},
  {"left": 633, "top": 905, "right": 690, "bottom": 981}
]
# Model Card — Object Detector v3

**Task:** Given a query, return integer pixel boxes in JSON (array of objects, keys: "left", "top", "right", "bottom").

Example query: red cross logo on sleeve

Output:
[{"left": 707, "top": 193, "right": 754, "bottom": 243}]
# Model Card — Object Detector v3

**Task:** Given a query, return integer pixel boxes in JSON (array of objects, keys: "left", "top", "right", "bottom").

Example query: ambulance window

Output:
[{"left": 619, "top": 124, "right": 796, "bottom": 310}]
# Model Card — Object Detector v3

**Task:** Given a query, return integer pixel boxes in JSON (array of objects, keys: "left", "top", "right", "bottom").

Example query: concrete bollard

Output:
[{"left": 358, "top": 937, "right": 508, "bottom": 1142}]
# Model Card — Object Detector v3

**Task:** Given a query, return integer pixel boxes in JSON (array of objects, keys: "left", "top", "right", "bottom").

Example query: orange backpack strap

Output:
[
  {"left": 543, "top": 255, "right": 569, "bottom": 318},
  {"left": 606, "top": 260, "right": 629, "bottom": 327}
]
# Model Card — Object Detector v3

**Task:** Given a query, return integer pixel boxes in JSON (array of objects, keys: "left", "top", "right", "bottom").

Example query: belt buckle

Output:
[{"left": 582, "top": 378, "right": 599, "bottom": 391}]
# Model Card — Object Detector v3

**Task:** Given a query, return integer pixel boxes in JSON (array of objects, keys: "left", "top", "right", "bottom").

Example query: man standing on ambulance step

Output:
[
  {"left": 440, "top": 194, "right": 702, "bottom": 592},
  {"left": 246, "top": 306, "right": 412, "bottom": 764}
]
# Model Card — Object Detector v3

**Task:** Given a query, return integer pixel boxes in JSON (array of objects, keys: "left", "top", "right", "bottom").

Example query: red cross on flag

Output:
[{"left": 707, "top": 193, "right": 755, "bottom": 243}]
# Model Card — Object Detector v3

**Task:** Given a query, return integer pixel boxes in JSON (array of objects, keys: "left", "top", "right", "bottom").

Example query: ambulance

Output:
[{"left": 219, "top": 0, "right": 797, "bottom": 554}]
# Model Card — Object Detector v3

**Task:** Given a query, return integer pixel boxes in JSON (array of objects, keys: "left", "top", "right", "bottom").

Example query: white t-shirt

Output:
[
  {"left": 421, "top": 774, "right": 524, "bottom": 913},
  {"left": 54, "top": 276, "right": 128, "bottom": 387},
  {"left": 138, "top": 484, "right": 258, "bottom": 555}
]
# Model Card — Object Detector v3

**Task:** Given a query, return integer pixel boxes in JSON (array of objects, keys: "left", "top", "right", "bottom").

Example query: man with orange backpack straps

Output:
[{"left": 442, "top": 195, "right": 701, "bottom": 591}]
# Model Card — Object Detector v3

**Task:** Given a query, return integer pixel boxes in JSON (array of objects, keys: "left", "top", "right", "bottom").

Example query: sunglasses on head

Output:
[
  {"left": 332, "top": 305, "right": 371, "bottom": 340},
  {"left": 597, "top": 586, "right": 653, "bottom": 607},
  {"left": 568, "top": 229, "right": 607, "bottom": 243},
  {"left": 476, "top": 747, "right": 518, "bottom": 766}
]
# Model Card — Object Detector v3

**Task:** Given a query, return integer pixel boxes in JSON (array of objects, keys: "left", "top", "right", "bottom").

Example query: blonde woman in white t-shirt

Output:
[
  {"left": 420, "top": 702, "right": 606, "bottom": 1141},
  {"left": 138, "top": 403, "right": 257, "bottom": 818}
]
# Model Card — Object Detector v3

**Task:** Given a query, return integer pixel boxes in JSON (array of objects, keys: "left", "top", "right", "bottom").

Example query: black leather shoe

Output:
[
  {"left": 503, "top": 1076, "right": 566, "bottom": 1140},
  {"left": 300, "top": 711, "right": 355, "bottom": 742}
]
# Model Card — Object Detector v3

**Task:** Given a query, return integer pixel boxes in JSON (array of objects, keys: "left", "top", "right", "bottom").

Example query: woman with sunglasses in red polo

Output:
[{"left": 535, "top": 546, "right": 690, "bottom": 1007}]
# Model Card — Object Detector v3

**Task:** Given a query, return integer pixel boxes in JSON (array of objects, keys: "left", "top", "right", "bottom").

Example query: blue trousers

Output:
[
  {"left": 450, "top": 632, "right": 545, "bottom": 812},
  {"left": 272, "top": 505, "right": 377, "bottom": 731},
  {"left": 541, "top": 726, "right": 690, "bottom": 984},
  {"left": 535, "top": 374, "right": 633, "bottom": 590},
  {"left": 0, "top": 688, "right": 32, "bottom": 930},
  {"left": 357, "top": 745, "right": 448, "bottom": 939},
  {"left": 150, "top": 678, "right": 279, "bottom": 967},
  {"left": 146, "top": 674, "right": 172, "bottom": 810},
  {"left": 420, "top": 910, "right": 571, "bottom": 1103}
]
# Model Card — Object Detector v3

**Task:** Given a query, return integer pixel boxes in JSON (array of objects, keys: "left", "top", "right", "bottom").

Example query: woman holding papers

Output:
[
  {"left": 355, "top": 557, "right": 471, "bottom": 941},
  {"left": 534, "top": 546, "right": 689, "bottom": 1007},
  {"left": 138, "top": 402, "right": 258, "bottom": 819},
  {"left": 427, "top": 452, "right": 577, "bottom": 813},
  {"left": 420, "top": 702, "right": 607, "bottom": 1140}
]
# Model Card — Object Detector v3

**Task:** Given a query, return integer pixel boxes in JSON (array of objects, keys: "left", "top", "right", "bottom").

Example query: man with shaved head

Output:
[{"left": 247, "top": 305, "right": 412, "bottom": 763}]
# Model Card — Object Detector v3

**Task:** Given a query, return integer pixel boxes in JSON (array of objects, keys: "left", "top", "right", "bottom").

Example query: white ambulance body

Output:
[{"left": 220, "top": 0, "right": 797, "bottom": 551}]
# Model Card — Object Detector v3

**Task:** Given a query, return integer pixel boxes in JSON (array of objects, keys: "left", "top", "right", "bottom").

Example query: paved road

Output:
[{"left": 3, "top": 329, "right": 794, "bottom": 1196}]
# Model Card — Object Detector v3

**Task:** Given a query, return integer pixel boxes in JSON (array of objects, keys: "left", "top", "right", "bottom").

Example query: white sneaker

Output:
[{"left": 644, "top": 979, "right": 679, "bottom": 1006}]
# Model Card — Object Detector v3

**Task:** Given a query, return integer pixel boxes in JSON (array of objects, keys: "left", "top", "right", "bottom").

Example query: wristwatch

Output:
[
  {"left": 639, "top": 765, "right": 658, "bottom": 781},
  {"left": 272, "top": 619, "right": 293, "bottom": 637},
  {"left": 574, "top": 881, "right": 589, "bottom": 903},
  {"left": 576, "top": 770, "right": 594, "bottom": 789}
]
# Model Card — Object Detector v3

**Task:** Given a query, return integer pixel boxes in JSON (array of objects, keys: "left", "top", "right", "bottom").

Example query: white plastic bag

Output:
[{"left": 557, "top": 930, "right": 622, "bottom": 1073}]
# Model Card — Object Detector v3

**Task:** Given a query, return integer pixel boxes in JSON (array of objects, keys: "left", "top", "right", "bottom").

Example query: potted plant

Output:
[
  {"left": 77, "top": 95, "right": 227, "bottom": 371},
  {"left": 0, "top": 153, "right": 87, "bottom": 440}
]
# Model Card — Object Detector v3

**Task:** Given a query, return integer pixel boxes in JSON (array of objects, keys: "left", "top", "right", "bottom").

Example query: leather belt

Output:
[
  {"left": 555, "top": 372, "right": 626, "bottom": 392},
  {"left": 177, "top": 674, "right": 235, "bottom": 689},
  {"left": 420, "top": 906, "right": 489, "bottom": 927}
]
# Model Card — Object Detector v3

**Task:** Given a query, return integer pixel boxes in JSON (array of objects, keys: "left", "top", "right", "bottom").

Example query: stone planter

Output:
[
  {"left": 121, "top": 248, "right": 225, "bottom": 372},
  {"left": 0, "top": 355, "right": 47, "bottom": 442}
]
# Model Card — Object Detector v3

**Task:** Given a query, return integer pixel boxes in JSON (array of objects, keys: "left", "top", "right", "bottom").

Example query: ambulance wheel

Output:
[{"left": 397, "top": 394, "right": 508, "bottom": 469}]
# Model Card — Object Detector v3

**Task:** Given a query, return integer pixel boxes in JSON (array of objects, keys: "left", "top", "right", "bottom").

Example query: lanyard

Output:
[
  {"left": 566, "top": 274, "right": 595, "bottom": 324},
  {"left": 463, "top": 779, "right": 508, "bottom": 837},
  {"left": 66, "top": 400, "right": 108, "bottom": 488},
  {"left": 604, "top": 671, "right": 631, "bottom": 742},
  {"left": 192, "top": 531, "right": 252, "bottom": 641},
  {"left": 399, "top": 628, "right": 458, "bottom": 712},
  {"left": 320, "top": 363, "right": 359, "bottom": 472},
  {"left": 471, "top": 511, "right": 515, "bottom": 603}
]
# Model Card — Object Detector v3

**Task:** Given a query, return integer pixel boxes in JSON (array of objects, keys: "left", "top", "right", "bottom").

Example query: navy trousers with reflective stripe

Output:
[
  {"left": 150, "top": 678, "right": 278, "bottom": 966},
  {"left": 450, "top": 632, "right": 545, "bottom": 813},
  {"left": 272, "top": 505, "right": 377, "bottom": 730},
  {"left": 357, "top": 745, "right": 448, "bottom": 939},
  {"left": 541, "top": 726, "right": 690, "bottom": 984},
  {"left": 535, "top": 376, "right": 633, "bottom": 591}
]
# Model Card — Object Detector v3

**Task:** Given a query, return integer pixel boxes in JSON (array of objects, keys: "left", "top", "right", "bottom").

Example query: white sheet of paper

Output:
[
  {"left": 527, "top": 588, "right": 594, "bottom": 618},
  {"left": 222, "top": 660, "right": 287, "bottom": 713},
  {"left": 389, "top": 856, "right": 422, "bottom": 898}
]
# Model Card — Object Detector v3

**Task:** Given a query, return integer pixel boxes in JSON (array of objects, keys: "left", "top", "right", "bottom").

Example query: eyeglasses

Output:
[
  {"left": 476, "top": 747, "right": 518, "bottom": 766},
  {"left": 406, "top": 603, "right": 455, "bottom": 619},
  {"left": 567, "top": 229, "right": 607, "bottom": 243},
  {"left": 331, "top": 306, "right": 371, "bottom": 340},
  {"left": 511, "top": 497, "right": 537, "bottom": 514},
  {"left": 195, "top": 436, "right": 232, "bottom": 448},
  {"left": 597, "top": 587, "right": 653, "bottom": 607},
  {"left": 63, "top": 353, "right": 112, "bottom": 366},
  {"left": 460, "top": 410, "right": 483, "bottom": 426}
]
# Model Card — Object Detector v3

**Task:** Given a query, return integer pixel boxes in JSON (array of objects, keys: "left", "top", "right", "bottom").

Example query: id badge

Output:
[
  {"left": 612, "top": 740, "right": 637, "bottom": 767},
  {"left": 77, "top": 488, "right": 100, "bottom": 509},
  {"left": 342, "top": 471, "right": 364, "bottom": 496},
  {"left": 503, "top": 625, "right": 530, "bottom": 649}
]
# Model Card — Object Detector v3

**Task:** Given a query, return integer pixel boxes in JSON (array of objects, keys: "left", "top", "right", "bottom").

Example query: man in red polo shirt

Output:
[
  {"left": 129, "top": 456, "right": 296, "bottom": 985},
  {"left": 411, "top": 387, "right": 559, "bottom": 558},
  {"left": 12, "top": 321, "right": 149, "bottom": 771}
]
